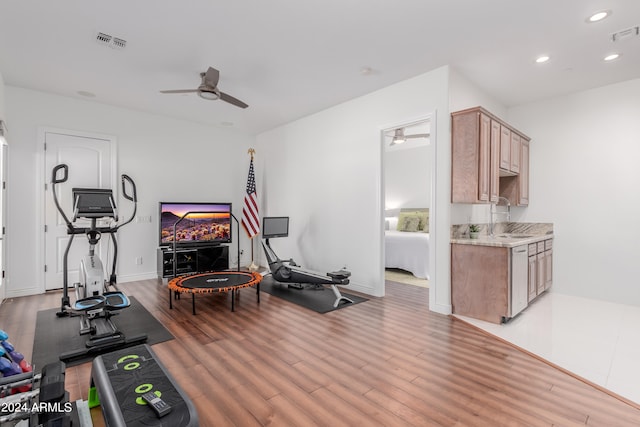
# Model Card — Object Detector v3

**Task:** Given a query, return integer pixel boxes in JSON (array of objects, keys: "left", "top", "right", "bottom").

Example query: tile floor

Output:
[{"left": 456, "top": 291, "right": 640, "bottom": 405}]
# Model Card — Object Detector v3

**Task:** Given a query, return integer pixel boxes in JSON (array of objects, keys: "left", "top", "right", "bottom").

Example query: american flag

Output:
[{"left": 241, "top": 157, "right": 260, "bottom": 238}]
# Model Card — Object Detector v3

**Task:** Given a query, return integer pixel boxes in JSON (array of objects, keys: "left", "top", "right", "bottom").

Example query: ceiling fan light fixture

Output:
[{"left": 198, "top": 89, "right": 220, "bottom": 100}]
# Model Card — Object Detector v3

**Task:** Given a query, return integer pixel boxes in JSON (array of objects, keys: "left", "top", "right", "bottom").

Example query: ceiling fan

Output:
[
  {"left": 160, "top": 67, "right": 249, "bottom": 109},
  {"left": 389, "top": 128, "right": 429, "bottom": 146}
]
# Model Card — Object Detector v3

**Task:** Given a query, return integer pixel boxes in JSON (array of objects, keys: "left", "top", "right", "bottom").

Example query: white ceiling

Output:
[{"left": 1, "top": 1, "right": 638, "bottom": 135}]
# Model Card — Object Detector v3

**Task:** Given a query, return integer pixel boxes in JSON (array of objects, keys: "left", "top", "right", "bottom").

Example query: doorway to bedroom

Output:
[{"left": 382, "top": 118, "right": 432, "bottom": 289}]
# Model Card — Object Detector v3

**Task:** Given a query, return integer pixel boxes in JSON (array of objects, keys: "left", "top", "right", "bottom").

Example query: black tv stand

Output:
[{"left": 157, "top": 245, "right": 229, "bottom": 279}]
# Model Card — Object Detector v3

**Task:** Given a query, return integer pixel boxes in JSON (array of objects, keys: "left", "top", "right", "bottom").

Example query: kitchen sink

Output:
[{"left": 495, "top": 234, "right": 534, "bottom": 239}]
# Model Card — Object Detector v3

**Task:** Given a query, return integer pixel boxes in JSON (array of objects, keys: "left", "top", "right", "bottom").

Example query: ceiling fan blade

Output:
[
  {"left": 159, "top": 89, "right": 199, "bottom": 94},
  {"left": 405, "top": 133, "right": 430, "bottom": 139},
  {"left": 220, "top": 92, "right": 249, "bottom": 109},
  {"left": 204, "top": 67, "right": 220, "bottom": 88}
]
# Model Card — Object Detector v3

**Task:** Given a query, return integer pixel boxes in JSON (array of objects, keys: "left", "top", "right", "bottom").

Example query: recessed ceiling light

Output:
[
  {"left": 360, "top": 66, "right": 373, "bottom": 76},
  {"left": 604, "top": 53, "right": 621, "bottom": 62},
  {"left": 535, "top": 55, "right": 550, "bottom": 64},
  {"left": 587, "top": 10, "right": 611, "bottom": 23}
]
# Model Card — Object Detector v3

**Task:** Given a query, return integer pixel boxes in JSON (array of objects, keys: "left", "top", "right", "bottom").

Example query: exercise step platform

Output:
[{"left": 89, "top": 344, "right": 198, "bottom": 427}]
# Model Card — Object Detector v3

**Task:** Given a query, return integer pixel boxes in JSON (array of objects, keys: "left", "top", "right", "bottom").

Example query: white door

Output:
[
  {"left": 0, "top": 141, "right": 7, "bottom": 302},
  {"left": 44, "top": 131, "right": 115, "bottom": 290}
]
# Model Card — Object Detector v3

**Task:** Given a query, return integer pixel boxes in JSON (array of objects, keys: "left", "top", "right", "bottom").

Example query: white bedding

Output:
[{"left": 385, "top": 230, "right": 430, "bottom": 279}]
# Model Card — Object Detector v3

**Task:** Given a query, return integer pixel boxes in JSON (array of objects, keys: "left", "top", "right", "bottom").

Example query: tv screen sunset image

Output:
[{"left": 160, "top": 203, "right": 231, "bottom": 244}]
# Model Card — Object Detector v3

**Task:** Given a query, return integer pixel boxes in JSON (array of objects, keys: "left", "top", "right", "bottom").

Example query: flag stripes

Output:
[{"left": 241, "top": 158, "right": 260, "bottom": 238}]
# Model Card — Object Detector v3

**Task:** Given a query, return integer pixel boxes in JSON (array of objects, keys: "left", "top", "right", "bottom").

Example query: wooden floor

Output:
[{"left": 2, "top": 279, "right": 640, "bottom": 426}]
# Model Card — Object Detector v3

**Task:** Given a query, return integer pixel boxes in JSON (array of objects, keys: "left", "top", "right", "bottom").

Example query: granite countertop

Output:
[
  {"left": 450, "top": 222, "right": 554, "bottom": 248},
  {"left": 450, "top": 233, "right": 553, "bottom": 248}
]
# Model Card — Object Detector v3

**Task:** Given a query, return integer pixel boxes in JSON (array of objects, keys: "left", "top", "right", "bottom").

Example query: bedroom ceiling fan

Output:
[
  {"left": 160, "top": 67, "right": 249, "bottom": 109},
  {"left": 389, "top": 128, "right": 430, "bottom": 146}
]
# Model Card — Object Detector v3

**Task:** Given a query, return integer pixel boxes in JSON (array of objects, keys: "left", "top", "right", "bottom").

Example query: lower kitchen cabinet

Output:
[
  {"left": 528, "top": 239, "right": 553, "bottom": 301},
  {"left": 451, "top": 243, "right": 529, "bottom": 324},
  {"left": 452, "top": 238, "right": 553, "bottom": 324}
]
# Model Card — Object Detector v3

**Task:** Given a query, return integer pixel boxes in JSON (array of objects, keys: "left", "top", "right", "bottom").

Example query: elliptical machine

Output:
[{"left": 51, "top": 164, "right": 147, "bottom": 362}]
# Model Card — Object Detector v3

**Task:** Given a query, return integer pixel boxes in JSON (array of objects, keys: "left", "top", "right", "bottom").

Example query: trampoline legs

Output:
[{"left": 167, "top": 271, "right": 262, "bottom": 315}]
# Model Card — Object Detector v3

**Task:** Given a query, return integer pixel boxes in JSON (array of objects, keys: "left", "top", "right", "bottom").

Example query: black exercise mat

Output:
[
  {"left": 32, "top": 296, "right": 173, "bottom": 370},
  {"left": 260, "top": 276, "right": 368, "bottom": 313}
]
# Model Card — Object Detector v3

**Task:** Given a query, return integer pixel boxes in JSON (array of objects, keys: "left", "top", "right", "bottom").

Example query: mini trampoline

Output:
[{"left": 168, "top": 271, "right": 262, "bottom": 315}]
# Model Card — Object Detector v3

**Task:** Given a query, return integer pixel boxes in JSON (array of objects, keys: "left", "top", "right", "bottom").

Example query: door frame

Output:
[
  {"left": 36, "top": 127, "right": 118, "bottom": 294},
  {"left": 379, "top": 111, "right": 437, "bottom": 306}
]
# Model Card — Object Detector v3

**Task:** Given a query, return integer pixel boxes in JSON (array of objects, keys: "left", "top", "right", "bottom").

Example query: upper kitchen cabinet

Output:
[
  {"left": 499, "top": 126, "right": 522, "bottom": 175},
  {"left": 451, "top": 106, "right": 530, "bottom": 206},
  {"left": 499, "top": 135, "right": 530, "bottom": 206},
  {"left": 451, "top": 108, "right": 500, "bottom": 204}
]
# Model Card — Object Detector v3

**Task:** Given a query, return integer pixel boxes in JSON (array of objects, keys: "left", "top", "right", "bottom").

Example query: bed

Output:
[{"left": 385, "top": 209, "right": 430, "bottom": 279}]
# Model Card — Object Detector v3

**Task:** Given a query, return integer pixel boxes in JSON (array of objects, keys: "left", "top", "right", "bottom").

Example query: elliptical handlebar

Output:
[
  {"left": 52, "top": 164, "right": 68, "bottom": 184},
  {"left": 51, "top": 164, "right": 73, "bottom": 229},
  {"left": 115, "top": 174, "right": 137, "bottom": 230},
  {"left": 121, "top": 174, "right": 136, "bottom": 202}
]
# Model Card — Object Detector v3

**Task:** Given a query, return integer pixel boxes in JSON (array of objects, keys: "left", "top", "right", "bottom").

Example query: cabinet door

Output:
[
  {"left": 197, "top": 245, "right": 229, "bottom": 272},
  {"left": 528, "top": 255, "right": 537, "bottom": 302},
  {"left": 510, "top": 132, "right": 521, "bottom": 173},
  {"left": 489, "top": 119, "right": 501, "bottom": 202},
  {"left": 451, "top": 110, "right": 484, "bottom": 203},
  {"left": 519, "top": 139, "right": 530, "bottom": 205},
  {"left": 478, "top": 113, "right": 491, "bottom": 202},
  {"left": 500, "top": 125, "right": 511, "bottom": 170},
  {"left": 544, "top": 249, "right": 553, "bottom": 291},
  {"left": 536, "top": 253, "right": 545, "bottom": 295}
]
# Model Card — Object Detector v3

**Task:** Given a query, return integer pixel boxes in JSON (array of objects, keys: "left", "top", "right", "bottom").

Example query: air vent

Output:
[
  {"left": 96, "top": 32, "right": 112, "bottom": 45},
  {"left": 610, "top": 26, "right": 639, "bottom": 42},
  {"left": 95, "top": 32, "right": 127, "bottom": 49},
  {"left": 111, "top": 37, "right": 126, "bottom": 49}
]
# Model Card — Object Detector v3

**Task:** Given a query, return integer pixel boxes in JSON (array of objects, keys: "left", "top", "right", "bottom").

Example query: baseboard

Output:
[
  {"left": 347, "top": 281, "right": 381, "bottom": 297},
  {"left": 430, "top": 300, "right": 452, "bottom": 315},
  {"left": 117, "top": 272, "right": 159, "bottom": 283},
  {"left": 6, "top": 287, "right": 44, "bottom": 298}
]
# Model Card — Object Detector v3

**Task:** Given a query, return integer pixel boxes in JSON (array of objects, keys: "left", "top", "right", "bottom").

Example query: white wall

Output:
[
  {"left": 5, "top": 86, "right": 255, "bottom": 297},
  {"left": 508, "top": 78, "right": 640, "bottom": 306},
  {"left": 449, "top": 68, "right": 507, "bottom": 117},
  {"left": 0, "top": 71, "right": 5, "bottom": 121},
  {"left": 256, "top": 66, "right": 452, "bottom": 314},
  {"left": 385, "top": 145, "right": 431, "bottom": 210}
]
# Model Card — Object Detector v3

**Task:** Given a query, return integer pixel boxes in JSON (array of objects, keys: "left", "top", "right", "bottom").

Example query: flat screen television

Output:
[
  {"left": 159, "top": 202, "right": 232, "bottom": 247},
  {"left": 262, "top": 216, "right": 289, "bottom": 239}
]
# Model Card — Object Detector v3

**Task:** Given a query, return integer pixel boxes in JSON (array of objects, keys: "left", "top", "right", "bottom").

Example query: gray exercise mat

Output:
[{"left": 32, "top": 296, "right": 173, "bottom": 370}]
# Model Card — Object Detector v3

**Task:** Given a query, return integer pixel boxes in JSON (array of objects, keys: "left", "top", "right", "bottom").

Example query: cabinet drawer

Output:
[
  {"left": 529, "top": 243, "right": 537, "bottom": 256},
  {"left": 537, "top": 242, "right": 545, "bottom": 253},
  {"left": 545, "top": 239, "right": 553, "bottom": 250}
]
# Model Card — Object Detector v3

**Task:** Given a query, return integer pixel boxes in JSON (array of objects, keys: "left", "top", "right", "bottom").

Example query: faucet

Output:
[{"left": 490, "top": 197, "right": 511, "bottom": 236}]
